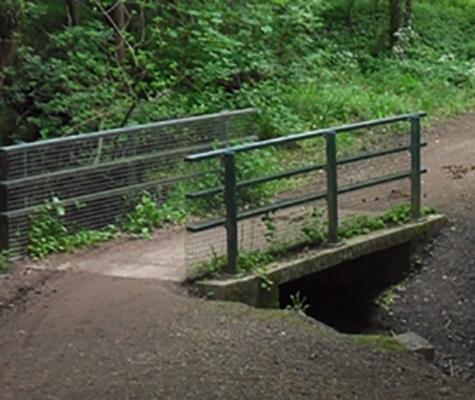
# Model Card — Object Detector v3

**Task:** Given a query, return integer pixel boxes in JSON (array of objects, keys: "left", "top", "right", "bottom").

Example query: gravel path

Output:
[
  {"left": 1, "top": 273, "right": 473, "bottom": 400},
  {"left": 377, "top": 113, "right": 475, "bottom": 382}
]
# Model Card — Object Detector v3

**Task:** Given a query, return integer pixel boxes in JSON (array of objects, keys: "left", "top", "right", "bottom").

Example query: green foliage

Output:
[
  {"left": 195, "top": 203, "right": 437, "bottom": 283},
  {"left": 238, "top": 251, "right": 275, "bottom": 291},
  {"left": 0, "top": 250, "right": 11, "bottom": 274},
  {"left": 198, "top": 249, "right": 275, "bottom": 288},
  {"left": 28, "top": 197, "right": 117, "bottom": 259},
  {"left": 122, "top": 191, "right": 187, "bottom": 238},
  {"left": 60, "top": 227, "right": 117, "bottom": 252},
  {"left": 339, "top": 215, "right": 387, "bottom": 239},
  {"left": 262, "top": 212, "right": 277, "bottom": 244},
  {"left": 2, "top": 22, "right": 129, "bottom": 142},
  {"left": 28, "top": 196, "right": 68, "bottom": 258},
  {"left": 237, "top": 251, "right": 275, "bottom": 274},
  {"left": 375, "top": 285, "right": 402, "bottom": 311},
  {"left": 302, "top": 207, "right": 327, "bottom": 245},
  {"left": 144, "top": 144, "right": 286, "bottom": 227},
  {"left": 286, "top": 291, "right": 310, "bottom": 315},
  {"left": 339, "top": 204, "right": 436, "bottom": 240},
  {"left": 236, "top": 146, "right": 285, "bottom": 206},
  {"left": 197, "top": 248, "right": 228, "bottom": 278},
  {"left": 352, "top": 334, "right": 405, "bottom": 353},
  {"left": 4, "top": 0, "right": 475, "bottom": 144}
]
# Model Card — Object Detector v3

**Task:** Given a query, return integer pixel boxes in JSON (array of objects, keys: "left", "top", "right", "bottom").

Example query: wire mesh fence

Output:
[
  {"left": 0, "top": 108, "right": 258, "bottom": 258},
  {"left": 185, "top": 113, "right": 426, "bottom": 279}
]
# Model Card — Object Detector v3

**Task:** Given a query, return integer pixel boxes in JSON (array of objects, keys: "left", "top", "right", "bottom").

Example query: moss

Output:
[{"left": 351, "top": 334, "right": 406, "bottom": 353}]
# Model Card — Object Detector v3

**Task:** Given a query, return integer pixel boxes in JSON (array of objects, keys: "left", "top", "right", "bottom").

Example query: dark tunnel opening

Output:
[{"left": 279, "top": 244, "right": 411, "bottom": 334}]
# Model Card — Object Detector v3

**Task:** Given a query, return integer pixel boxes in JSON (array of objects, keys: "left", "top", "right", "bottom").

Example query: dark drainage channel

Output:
[{"left": 279, "top": 244, "right": 411, "bottom": 334}]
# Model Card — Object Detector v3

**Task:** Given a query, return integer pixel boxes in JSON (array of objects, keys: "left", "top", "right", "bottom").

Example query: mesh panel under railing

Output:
[
  {"left": 184, "top": 134, "right": 326, "bottom": 278},
  {"left": 336, "top": 122, "right": 417, "bottom": 229},
  {"left": 0, "top": 108, "right": 258, "bottom": 257}
]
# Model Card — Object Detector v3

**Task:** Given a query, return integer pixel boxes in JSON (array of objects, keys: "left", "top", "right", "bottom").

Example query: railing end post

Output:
[
  {"left": 410, "top": 116, "right": 422, "bottom": 220},
  {"left": 223, "top": 150, "right": 238, "bottom": 274},
  {"left": 325, "top": 130, "right": 339, "bottom": 244}
]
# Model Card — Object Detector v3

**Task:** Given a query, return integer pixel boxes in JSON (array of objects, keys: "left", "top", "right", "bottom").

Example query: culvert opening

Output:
[{"left": 279, "top": 243, "right": 411, "bottom": 334}]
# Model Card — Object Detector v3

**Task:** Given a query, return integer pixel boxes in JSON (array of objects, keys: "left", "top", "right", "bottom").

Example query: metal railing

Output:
[
  {"left": 0, "top": 108, "right": 258, "bottom": 257},
  {"left": 185, "top": 112, "right": 427, "bottom": 274}
]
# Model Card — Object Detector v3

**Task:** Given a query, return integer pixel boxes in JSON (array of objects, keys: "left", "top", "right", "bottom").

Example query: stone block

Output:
[{"left": 395, "top": 332, "right": 435, "bottom": 362}]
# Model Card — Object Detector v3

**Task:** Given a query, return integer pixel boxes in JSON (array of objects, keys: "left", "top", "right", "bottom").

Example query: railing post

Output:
[
  {"left": 325, "top": 131, "right": 339, "bottom": 244},
  {"left": 223, "top": 150, "right": 238, "bottom": 274},
  {"left": 410, "top": 116, "right": 422, "bottom": 219}
]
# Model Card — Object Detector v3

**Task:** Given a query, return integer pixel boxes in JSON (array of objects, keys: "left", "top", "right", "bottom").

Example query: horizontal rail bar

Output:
[
  {"left": 186, "top": 141, "right": 428, "bottom": 199},
  {"left": 338, "top": 169, "right": 427, "bottom": 195},
  {"left": 2, "top": 170, "right": 206, "bottom": 219},
  {"left": 0, "top": 135, "right": 257, "bottom": 188},
  {"left": 186, "top": 190, "right": 328, "bottom": 232},
  {"left": 239, "top": 163, "right": 325, "bottom": 190},
  {"left": 238, "top": 191, "right": 327, "bottom": 222},
  {"left": 338, "top": 142, "right": 427, "bottom": 166},
  {"left": 1, "top": 108, "right": 258, "bottom": 152},
  {"left": 186, "top": 112, "right": 427, "bottom": 161},
  {"left": 186, "top": 162, "right": 326, "bottom": 199},
  {"left": 186, "top": 168, "right": 427, "bottom": 233}
]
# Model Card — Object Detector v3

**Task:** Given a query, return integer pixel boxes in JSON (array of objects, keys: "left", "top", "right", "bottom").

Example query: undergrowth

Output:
[
  {"left": 122, "top": 191, "right": 188, "bottom": 239},
  {"left": 2, "top": 1, "right": 475, "bottom": 143},
  {"left": 198, "top": 249, "right": 276, "bottom": 291},
  {"left": 0, "top": 250, "right": 11, "bottom": 274},
  {"left": 28, "top": 197, "right": 117, "bottom": 259}
]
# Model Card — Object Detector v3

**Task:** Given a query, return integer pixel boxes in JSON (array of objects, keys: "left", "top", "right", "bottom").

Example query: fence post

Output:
[
  {"left": 223, "top": 150, "right": 238, "bottom": 274},
  {"left": 410, "top": 116, "right": 422, "bottom": 220},
  {"left": 325, "top": 131, "right": 339, "bottom": 244}
]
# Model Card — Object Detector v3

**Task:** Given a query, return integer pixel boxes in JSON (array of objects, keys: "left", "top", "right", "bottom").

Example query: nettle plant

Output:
[
  {"left": 122, "top": 190, "right": 187, "bottom": 239},
  {"left": 28, "top": 197, "right": 116, "bottom": 259},
  {"left": 28, "top": 196, "right": 68, "bottom": 258}
]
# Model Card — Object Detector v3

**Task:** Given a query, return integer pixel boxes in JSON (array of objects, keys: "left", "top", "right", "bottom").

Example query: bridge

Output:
[
  {"left": 0, "top": 109, "right": 445, "bottom": 311},
  {"left": 182, "top": 111, "right": 445, "bottom": 311}
]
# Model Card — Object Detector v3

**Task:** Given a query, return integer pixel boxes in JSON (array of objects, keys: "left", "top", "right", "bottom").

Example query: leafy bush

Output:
[
  {"left": 0, "top": 250, "right": 11, "bottom": 274},
  {"left": 28, "top": 197, "right": 117, "bottom": 259},
  {"left": 28, "top": 197, "right": 68, "bottom": 258},
  {"left": 5, "top": 0, "right": 475, "bottom": 144},
  {"left": 122, "top": 191, "right": 188, "bottom": 238}
]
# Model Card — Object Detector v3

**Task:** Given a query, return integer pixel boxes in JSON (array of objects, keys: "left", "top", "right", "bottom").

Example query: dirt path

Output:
[
  {"left": 1, "top": 272, "right": 474, "bottom": 400},
  {"left": 1, "top": 112, "right": 475, "bottom": 399},
  {"left": 377, "top": 114, "right": 475, "bottom": 381},
  {"left": 27, "top": 226, "right": 186, "bottom": 282}
]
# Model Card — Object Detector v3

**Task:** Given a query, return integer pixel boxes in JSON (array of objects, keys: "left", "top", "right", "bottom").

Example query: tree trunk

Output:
[
  {"left": 0, "top": 1, "right": 21, "bottom": 70},
  {"left": 403, "top": 0, "right": 412, "bottom": 27},
  {"left": 346, "top": 0, "right": 356, "bottom": 30},
  {"left": 388, "top": 0, "right": 402, "bottom": 47},
  {"left": 0, "top": 38, "right": 18, "bottom": 69},
  {"left": 65, "top": 0, "right": 80, "bottom": 26},
  {"left": 110, "top": 1, "right": 126, "bottom": 63}
]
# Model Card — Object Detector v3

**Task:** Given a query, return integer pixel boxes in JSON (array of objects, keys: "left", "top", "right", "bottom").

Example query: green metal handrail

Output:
[
  {"left": 186, "top": 112, "right": 427, "bottom": 274},
  {"left": 186, "top": 112, "right": 426, "bottom": 161}
]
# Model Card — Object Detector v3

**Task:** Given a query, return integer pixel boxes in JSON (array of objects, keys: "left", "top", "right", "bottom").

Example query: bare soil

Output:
[
  {"left": 375, "top": 113, "right": 475, "bottom": 382},
  {"left": 1, "top": 112, "right": 475, "bottom": 399}
]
